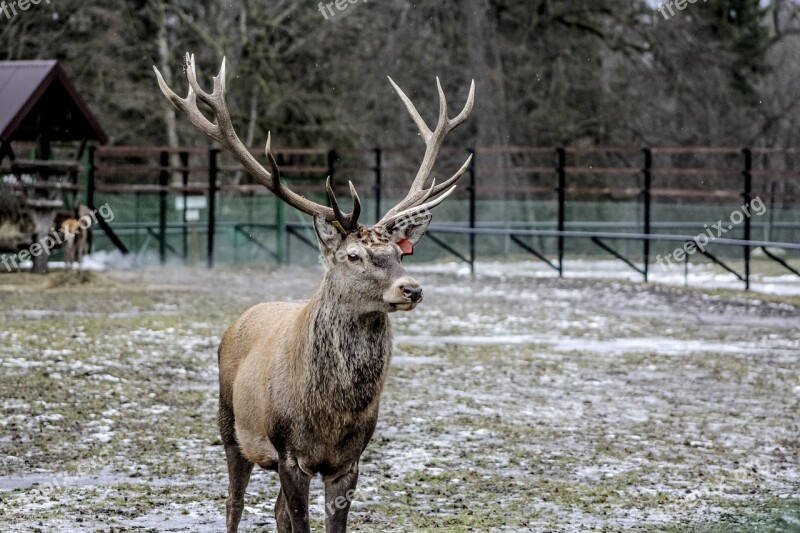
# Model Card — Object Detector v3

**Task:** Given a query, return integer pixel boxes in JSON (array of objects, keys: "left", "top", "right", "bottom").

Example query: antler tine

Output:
[
  {"left": 153, "top": 63, "right": 219, "bottom": 142},
  {"left": 430, "top": 152, "right": 472, "bottom": 197},
  {"left": 378, "top": 186, "right": 459, "bottom": 231},
  {"left": 377, "top": 78, "right": 475, "bottom": 228},
  {"left": 326, "top": 177, "right": 362, "bottom": 233},
  {"left": 185, "top": 54, "right": 213, "bottom": 104},
  {"left": 452, "top": 79, "right": 476, "bottom": 128},
  {"left": 436, "top": 77, "right": 448, "bottom": 132},
  {"left": 346, "top": 181, "right": 362, "bottom": 229},
  {"left": 387, "top": 77, "right": 431, "bottom": 140},
  {"left": 264, "top": 132, "right": 281, "bottom": 178},
  {"left": 155, "top": 54, "right": 348, "bottom": 226}
]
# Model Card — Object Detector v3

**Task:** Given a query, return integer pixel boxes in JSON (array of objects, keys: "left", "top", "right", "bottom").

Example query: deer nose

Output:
[{"left": 401, "top": 285, "right": 423, "bottom": 303}]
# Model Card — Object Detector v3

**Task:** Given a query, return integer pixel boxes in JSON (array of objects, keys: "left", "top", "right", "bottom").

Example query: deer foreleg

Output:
[
  {"left": 277, "top": 457, "right": 312, "bottom": 533},
  {"left": 324, "top": 463, "right": 359, "bottom": 533},
  {"left": 274, "top": 487, "right": 292, "bottom": 533}
]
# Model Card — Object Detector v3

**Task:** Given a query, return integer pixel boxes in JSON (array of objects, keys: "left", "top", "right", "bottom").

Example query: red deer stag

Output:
[{"left": 154, "top": 53, "right": 474, "bottom": 533}]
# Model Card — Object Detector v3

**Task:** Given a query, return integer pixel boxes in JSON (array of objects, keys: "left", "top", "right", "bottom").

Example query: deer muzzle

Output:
[{"left": 384, "top": 276, "right": 423, "bottom": 311}]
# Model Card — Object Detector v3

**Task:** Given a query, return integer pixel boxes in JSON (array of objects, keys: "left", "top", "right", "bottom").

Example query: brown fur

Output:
[
  {"left": 61, "top": 218, "right": 88, "bottom": 271},
  {"left": 218, "top": 218, "right": 429, "bottom": 533}
]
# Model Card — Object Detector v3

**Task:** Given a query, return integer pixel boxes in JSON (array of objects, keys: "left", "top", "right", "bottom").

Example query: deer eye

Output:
[{"left": 347, "top": 252, "right": 360, "bottom": 262}]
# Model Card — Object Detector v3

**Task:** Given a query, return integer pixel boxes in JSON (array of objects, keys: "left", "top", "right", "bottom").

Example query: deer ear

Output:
[
  {"left": 313, "top": 215, "right": 343, "bottom": 252},
  {"left": 389, "top": 212, "right": 432, "bottom": 248}
]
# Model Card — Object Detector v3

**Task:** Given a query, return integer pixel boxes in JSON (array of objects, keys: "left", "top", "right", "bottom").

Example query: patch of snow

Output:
[{"left": 409, "top": 259, "right": 800, "bottom": 295}]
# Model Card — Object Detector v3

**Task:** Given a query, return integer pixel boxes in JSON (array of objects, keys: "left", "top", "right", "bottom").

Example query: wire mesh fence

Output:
[{"left": 85, "top": 145, "right": 800, "bottom": 268}]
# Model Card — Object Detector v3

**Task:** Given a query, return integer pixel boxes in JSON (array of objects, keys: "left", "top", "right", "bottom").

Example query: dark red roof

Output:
[{"left": 0, "top": 60, "right": 108, "bottom": 144}]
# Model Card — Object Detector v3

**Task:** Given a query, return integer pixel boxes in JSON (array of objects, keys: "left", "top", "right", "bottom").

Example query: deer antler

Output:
[
  {"left": 375, "top": 77, "right": 475, "bottom": 230},
  {"left": 153, "top": 53, "right": 361, "bottom": 232}
]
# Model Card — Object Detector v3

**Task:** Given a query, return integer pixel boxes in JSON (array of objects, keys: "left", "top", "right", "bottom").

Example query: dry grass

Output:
[{"left": 0, "top": 266, "right": 798, "bottom": 532}]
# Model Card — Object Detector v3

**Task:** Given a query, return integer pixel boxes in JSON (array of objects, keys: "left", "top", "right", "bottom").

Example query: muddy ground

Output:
[{"left": 0, "top": 264, "right": 798, "bottom": 532}]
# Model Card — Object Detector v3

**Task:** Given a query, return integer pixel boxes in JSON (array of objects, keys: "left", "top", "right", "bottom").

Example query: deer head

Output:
[{"left": 154, "top": 54, "right": 474, "bottom": 312}]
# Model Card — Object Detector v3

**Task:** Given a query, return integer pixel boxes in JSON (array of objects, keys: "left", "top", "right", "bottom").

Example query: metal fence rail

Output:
[{"left": 81, "top": 144, "right": 800, "bottom": 290}]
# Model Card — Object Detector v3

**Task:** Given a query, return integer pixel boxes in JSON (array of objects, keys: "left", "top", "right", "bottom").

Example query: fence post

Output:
[
  {"left": 555, "top": 147, "right": 566, "bottom": 277},
  {"left": 766, "top": 180, "right": 776, "bottom": 241},
  {"left": 134, "top": 192, "right": 140, "bottom": 249},
  {"left": 86, "top": 145, "right": 96, "bottom": 251},
  {"left": 207, "top": 148, "right": 219, "bottom": 269},
  {"left": 642, "top": 147, "right": 652, "bottom": 282},
  {"left": 159, "top": 150, "right": 168, "bottom": 266},
  {"left": 180, "top": 151, "right": 189, "bottom": 262},
  {"left": 373, "top": 145, "right": 382, "bottom": 223},
  {"left": 86, "top": 145, "right": 96, "bottom": 209},
  {"left": 276, "top": 197, "right": 286, "bottom": 265},
  {"left": 742, "top": 147, "right": 752, "bottom": 290},
  {"left": 467, "top": 148, "right": 476, "bottom": 275}
]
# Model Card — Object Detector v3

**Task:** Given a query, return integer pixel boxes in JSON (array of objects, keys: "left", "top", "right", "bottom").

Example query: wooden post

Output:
[
  {"left": 742, "top": 148, "right": 752, "bottom": 291},
  {"left": 159, "top": 151, "right": 168, "bottom": 265},
  {"left": 555, "top": 147, "right": 566, "bottom": 277},
  {"left": 207, "top": 148, "right": 219, "bottom": 269},
  {"left": 467, "top": 148, "right": 476, "bottom": 276},
  {"left": 180, "top": 151, "right": 189, "bottom": 262},
  {"left": 642, "top": 147, "right": 652, "bottom": 282}
]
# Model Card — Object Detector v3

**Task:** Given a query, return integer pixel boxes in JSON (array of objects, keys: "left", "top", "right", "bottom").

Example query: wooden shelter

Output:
[{"left": 0, "top": 60, "right": 108, "bottom": 273}]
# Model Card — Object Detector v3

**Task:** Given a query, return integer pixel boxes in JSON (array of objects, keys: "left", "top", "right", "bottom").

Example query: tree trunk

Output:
[
  {"left": 156, "top": 1, "right": 179, "bottom": 180},
  {"left": 463, "top": 0, "right": 515, "bottom": 250},
  {"left": 464, "top": 0, "right": 509, "bottom": 153}
]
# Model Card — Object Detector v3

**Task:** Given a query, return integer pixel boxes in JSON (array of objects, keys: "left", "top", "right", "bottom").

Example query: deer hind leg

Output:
[
  {"left": 220, "top": 404, "right": 253, "bottom": 533},
  {"left": 277, "top": 456, "right": 312, "bottom": 533},
  {"left": 64, "top": 243, "right": 74, "bottom": 270},
  {"left": 324, "top": 463, "right": 359, "bottom": 533},
  {"left": 224, "top": 442, "right": 253, "bottom": 533},
  {"left": 76, "top": 233, "right": 87, "bottom": 269}
]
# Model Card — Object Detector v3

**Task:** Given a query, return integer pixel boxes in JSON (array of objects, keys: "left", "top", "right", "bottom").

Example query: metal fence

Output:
[{"left": 85, "top": 145, "right": 800, "bottom": 289}]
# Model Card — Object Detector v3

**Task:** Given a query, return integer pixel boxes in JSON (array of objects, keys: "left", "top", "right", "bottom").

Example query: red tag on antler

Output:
[{"left": 398, "top": 238, "right": 414, "bottom": 255}]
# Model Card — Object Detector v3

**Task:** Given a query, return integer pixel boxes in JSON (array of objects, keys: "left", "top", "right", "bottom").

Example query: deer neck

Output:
[{"left": 297, "top": 277, "right": 393, "bottom": 414}]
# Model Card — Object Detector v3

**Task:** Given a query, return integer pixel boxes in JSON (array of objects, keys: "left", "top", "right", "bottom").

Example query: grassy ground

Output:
[{"left": 0, "top": 266, "right": 798, "bottom": 532}]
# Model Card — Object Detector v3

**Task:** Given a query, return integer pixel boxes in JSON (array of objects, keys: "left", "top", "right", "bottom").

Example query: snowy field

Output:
[{"left": 1, "top": 262, "right": 798, "bottom": 531}]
